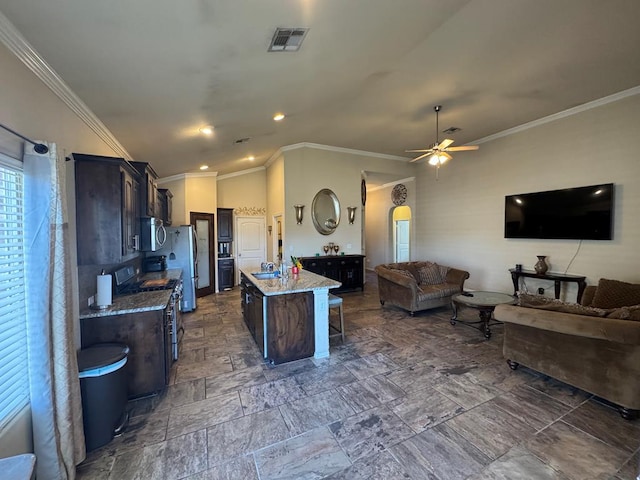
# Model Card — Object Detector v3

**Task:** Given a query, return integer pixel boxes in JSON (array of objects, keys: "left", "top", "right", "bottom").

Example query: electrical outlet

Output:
[
  {"left": 346, "top": 243, "right": 352, "bottom": 250},
  {"left": 538, "top": 288, "right": 545, "bottom": 295},
  {"left": 88, "top": 295, "right": 94, "bottom": 307}
]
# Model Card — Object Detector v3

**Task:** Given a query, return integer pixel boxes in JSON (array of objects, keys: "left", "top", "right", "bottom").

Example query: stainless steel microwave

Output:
[{"left": 139, "top": 217, "right": 167, "bottom": 251}]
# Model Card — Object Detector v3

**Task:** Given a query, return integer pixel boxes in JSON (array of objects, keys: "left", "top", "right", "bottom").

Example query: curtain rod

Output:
[{"left": 0, "top": 122, "right": 49, "bottom": 154}]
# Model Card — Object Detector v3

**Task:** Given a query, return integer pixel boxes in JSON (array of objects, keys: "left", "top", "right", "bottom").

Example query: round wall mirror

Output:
[{"left": 311, "top": 188, "right": 340, "bottom": 235}]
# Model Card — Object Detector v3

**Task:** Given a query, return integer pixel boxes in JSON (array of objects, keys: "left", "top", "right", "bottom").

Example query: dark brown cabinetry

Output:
[
  {"left": 217, "top": 208, "right": 234, "bottom": 242},
  {"left": 131, "top": 161, "right": 159, "bottom": 218},
  {"left": 218, "top": 258, "right": 235, "bottom": 290},
  {"left": 300, "top": 255, "right": 365, "bottom": 292},
  {"left": 241, "top": 276, "right": 264, "bottom": 353},
  {"left": 74, "top": 154, "right": 140, "bottom": 265},
  {"left": 80, "top": 307, "right": 171, "bottom": 398},
  {"left": 157, "top": 188, "right": 173, "bottom": 226},
  {"left": 266, "top": 292, "right": 314, "bottom": 364}
]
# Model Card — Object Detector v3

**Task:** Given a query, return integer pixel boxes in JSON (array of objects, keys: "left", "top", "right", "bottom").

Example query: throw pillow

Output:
[
  {"left": 518, "top": 293, "right": 609, "bottom": 317},
  {"left": 418, "top": 263, "right": 444, "bottom": 285},
  {"left": 438, "top": 264, "right": 450, "bottom": 282},
  {"left": 606, "top": 304, "right": 640, "bottom": 321},
  {"left": 591, "top": 278, "right": 640, "bottom": 309}
]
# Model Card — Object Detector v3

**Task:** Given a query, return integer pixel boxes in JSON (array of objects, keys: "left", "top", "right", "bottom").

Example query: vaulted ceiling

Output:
[{"left": 1, "top": 0, "right": 640, "bottom": 177}]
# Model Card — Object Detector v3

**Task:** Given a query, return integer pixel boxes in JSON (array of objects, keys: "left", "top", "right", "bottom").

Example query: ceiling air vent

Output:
[
  {"left": 234, "top": 137, "right": 251, "bottom": 144},
  {"left": 443, "top": 127, "right": 461, "bottom": 134},
  {"left": 268, "top": 28, "right": 309, "bottom": 52}
]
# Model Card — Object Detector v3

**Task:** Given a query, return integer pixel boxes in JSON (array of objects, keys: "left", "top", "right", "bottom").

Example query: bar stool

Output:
[{"left": 328, "top": 293, "right": 345, "bottom": 342}]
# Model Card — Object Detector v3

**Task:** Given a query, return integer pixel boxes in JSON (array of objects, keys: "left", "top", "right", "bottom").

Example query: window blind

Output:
[{"left": 0, "top": 155, "right": 28, "bottom": 431}]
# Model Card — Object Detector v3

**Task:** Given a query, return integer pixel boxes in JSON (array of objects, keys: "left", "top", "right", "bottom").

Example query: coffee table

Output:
[{"left": 450, "top": 291, "right": 516, "bottom": 339}]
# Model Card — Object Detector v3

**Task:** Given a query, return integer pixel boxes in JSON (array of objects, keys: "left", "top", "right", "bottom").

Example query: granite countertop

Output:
[
  {"left": 79, "top": 268, "right": 183, "bottom": 320},
  {"left": 241, "top": 268, "right": 341, "bottom": 296}
]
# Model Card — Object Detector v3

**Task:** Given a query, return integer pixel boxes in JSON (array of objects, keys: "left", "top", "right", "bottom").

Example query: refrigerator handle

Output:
[{"left": 192, "top": 226, "right": 198, "bottom": 262}]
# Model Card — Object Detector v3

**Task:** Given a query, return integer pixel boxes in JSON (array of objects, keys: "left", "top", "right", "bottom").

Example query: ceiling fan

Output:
[{"left": 407, "top": 105, "right": 479, "bottom": 167}]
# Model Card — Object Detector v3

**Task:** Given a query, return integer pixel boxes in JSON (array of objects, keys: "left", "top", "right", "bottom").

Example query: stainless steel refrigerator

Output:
[{"left": 154, "top": 225, "right": 198, "bottom": 312}]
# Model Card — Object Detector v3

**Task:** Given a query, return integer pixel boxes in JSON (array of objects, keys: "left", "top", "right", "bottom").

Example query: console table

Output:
[
  {"left": 300, "top": 255, "right": 365, "bottom": 292},
  {"left": 509, "top": 269, "right": 587, "bottom": 303}
]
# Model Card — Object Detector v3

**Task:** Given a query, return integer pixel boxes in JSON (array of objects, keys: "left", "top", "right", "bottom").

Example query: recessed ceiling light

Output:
[
  {"left": 200, "top": 165, "right": 209, "bottom": 170},
  {"left": 273, "top": 113, "right": 285, "bottom": 122},
  {"left": 199, "top": 126, "right": 214, "bottom": 135},
  {"left": 247, "top": 155, "right": 255, "bottom": 161}
]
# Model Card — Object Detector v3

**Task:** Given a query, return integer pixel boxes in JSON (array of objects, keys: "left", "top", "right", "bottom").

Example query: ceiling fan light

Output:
[
  {"left": 428, "top": 155, "right": 440, "bottom": 166},
  {"left": 438, "top": 154, "right": 449, "bottom": 164}
]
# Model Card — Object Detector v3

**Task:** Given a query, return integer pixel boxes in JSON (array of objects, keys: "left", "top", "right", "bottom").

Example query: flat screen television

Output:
[{"left": 504, "top": 183, "right": 614, "bottom": 240}]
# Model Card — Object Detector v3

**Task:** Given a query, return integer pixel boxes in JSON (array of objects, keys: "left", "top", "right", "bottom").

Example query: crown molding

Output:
[
  {"left": 282, "top": 142, "right": 411, "bottom": 161},
  {"left": 368, "top": 177, "right": 416, "bottom": 193},
  {"left": 0, "top": 11, "right": 133, "bottom": 160},
  {"left": 157, "top": 171, "right": 218, "bottom": 185},
  {"left": 473, "top": 85, "right": 640, "bottom": 145},
  {"left": 217, "top": 166, "right": 266, "bottom": 181}
]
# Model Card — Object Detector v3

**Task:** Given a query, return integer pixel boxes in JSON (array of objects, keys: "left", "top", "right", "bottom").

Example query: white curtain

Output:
[{"left": 24, "top": 142, "right": 85, "bottom": 479}]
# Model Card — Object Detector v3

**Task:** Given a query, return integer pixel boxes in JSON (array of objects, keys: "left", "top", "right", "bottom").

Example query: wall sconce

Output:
[
  {"left": 293, "top": 204, "right": 304, "bottom": 224},
  {"left": 267, "top": 225, "right": 272, "bottom": 235},
  {"left": 347, "top": 206, "right": 357, "bottom": 225}
]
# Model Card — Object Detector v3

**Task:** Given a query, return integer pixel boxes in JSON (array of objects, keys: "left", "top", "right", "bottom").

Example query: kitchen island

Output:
[{"left": 240, "top": 269, "right": 341, "bottom": 364}]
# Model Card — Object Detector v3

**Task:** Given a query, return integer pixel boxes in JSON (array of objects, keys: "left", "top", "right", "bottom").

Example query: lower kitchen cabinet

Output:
[
  {"left": 300, "top": 254, "right": 365, "bottom": 292},
  {"left": 218, "top": 258, "right": 235, "bottom": 290},
  {"left": 266, "top": 292, "right": 314, "bottom": 364},
  {"left": 80, "top": 308, "right": 171, "bottom": 399}
]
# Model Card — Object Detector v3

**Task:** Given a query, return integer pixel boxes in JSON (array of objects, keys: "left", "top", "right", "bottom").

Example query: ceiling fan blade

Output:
[
  {"left": 446, "top": 145, "right": 479, "bottom": 152},
  {"left": 405, "top": 149, "right": 434, "bottom": 153},
  {"left": 438, "top": 138, "right": 454, "bottom": 149},
  {"left": 409, "top": 152, "right": 432, "bottom": 163},
  {"left": 441, "top": 151, "right": 453, "bottom": 160}
]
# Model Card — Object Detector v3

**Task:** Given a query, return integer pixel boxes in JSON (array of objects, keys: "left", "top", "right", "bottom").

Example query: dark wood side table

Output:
[{"left": 509, "top": 269, "right": 587, "bottom": 303}]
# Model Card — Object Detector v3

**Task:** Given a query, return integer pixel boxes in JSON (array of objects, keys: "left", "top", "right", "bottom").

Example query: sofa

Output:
[
  {"left": 494, "top": 278, "right": 640, "bottom": 419},
  {"left": 374, "top": 261, "right": 470, "bottom": 315}
]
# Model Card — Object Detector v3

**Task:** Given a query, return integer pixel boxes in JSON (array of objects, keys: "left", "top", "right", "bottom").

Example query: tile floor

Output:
[{"left": 77, "top": 273, "right": 640, "bottom": 480}]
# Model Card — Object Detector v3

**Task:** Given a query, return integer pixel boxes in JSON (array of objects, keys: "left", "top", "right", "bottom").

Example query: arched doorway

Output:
[{"left": 392, "top": 206, "right": 411, "bottom": 262}]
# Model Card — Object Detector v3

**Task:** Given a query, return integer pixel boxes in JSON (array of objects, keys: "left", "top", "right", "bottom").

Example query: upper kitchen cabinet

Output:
[
  {"left": 157, "top": 188, "right": 173, "bottom": 226},
  {"left": 73, "top": 154, "right": 140, "bottom": 265},
  {"left": 217, "top": 208, "right": 234, "bottom": 241},
  {"left": 131, "top": 161, "right": 159, "bottom": 218}
]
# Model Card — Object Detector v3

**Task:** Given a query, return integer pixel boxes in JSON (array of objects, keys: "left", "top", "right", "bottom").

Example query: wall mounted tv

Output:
[{"left": 504, "top": 183, "right": 614, "bottom": 240}]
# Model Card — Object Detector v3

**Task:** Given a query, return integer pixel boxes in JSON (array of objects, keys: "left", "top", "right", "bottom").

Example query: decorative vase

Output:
[{"left": 534, "top": 255, "right": 548, "bottom": 275}]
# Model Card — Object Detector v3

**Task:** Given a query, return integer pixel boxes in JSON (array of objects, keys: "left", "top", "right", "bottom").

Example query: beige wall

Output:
[
  {"left": 217, "top": 168, "right": 267, "bottom": 210},
  {"left": 0, "top": 42, "right": 124, "bottom": 458},
  {"left": 281, "top": 145, "right": 415, "bottom": 260},
  {"left": 365, "top": 182, "right": 416, "bottom": 270},
  {"left": 159, "top": 176, "right": 187, "bottom": 225},
  {"left": 185, "top": 174, "right": 217, "bottom": 217},
  {"left": 266, "top": 154, "right": 285, "bottom": 262},
  {"left": 414, "top": 93, "right": 640, "bottom": 300},
  {"left": 159, "top": 173, "right": 218, "bottom": 225}
]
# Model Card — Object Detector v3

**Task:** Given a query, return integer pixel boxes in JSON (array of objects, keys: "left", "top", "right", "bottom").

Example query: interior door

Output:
[
  {"left": 395, "top": 219, "right": 410, "bottom": 262},
  {"left": 190, "top": 212, "right": 215, "bottom": 297},
  {"left": 236, "top": 216, "right": 266, "bottom": 284}
]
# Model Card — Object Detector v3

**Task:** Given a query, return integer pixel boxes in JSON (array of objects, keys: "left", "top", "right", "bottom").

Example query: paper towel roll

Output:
[{"left": 96, "top": 274, "right": 112, "bottom": 307}]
